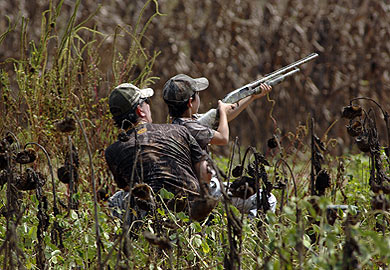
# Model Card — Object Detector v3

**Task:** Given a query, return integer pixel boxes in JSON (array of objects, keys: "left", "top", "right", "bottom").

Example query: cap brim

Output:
[
  {"left": 139, "top": 88, "right": 154, "bottom": 98},
  {"left": 193, "top": 77, "right": 209, "bottom": 91}
]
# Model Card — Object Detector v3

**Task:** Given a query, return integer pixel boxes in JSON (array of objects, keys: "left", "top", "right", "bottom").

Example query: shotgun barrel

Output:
[{"left": 196, "top": 53, "right": 318, "bottom": 128}]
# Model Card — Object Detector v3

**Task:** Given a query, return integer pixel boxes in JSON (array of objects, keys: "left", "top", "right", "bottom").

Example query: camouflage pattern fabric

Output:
[
  {"left": 172, "top": 117, "right": 215, "bottom": 150},
  {"left": 105, "top": 123, "right": 206, "bottom": 197},
  {"left": 172, "top": 117, "right": 278, "bottom": 217}
]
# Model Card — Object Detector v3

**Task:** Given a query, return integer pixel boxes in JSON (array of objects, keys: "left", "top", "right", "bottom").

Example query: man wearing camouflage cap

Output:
[
  {"left": 163, "top": 74, "right": 272, "bottom": 149},
  {"left": 162, "top": 74, "right": 276, "bottom": 215},
  {"left": 105, "top": 83, "right": 216, "bottom": 221}
]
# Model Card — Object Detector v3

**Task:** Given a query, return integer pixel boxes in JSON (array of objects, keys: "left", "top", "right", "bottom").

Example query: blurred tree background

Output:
[{"left": 1, "top": 0, "right": 389, "bottom": 153}]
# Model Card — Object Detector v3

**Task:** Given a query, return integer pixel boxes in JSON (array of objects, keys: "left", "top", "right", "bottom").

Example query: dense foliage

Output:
[{"left": 2, "top": 0, "right": 390, "bottom": 149}]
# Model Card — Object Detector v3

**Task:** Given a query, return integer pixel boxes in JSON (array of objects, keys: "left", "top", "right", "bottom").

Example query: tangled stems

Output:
[
  {"left": 275, "top": 158, "right": 298, "bottom": 210},
  {"left": 350, "top": 97, "right": 390, "bottom": 149},
  {"left": 24, "top": 142, "right": 58, "bottom": 216}
]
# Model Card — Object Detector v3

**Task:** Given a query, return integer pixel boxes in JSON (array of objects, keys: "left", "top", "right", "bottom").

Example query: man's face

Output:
[
  {"left": 140, "top": 98, "right": 153, "bottom": 123},
  {"left": 192, "top": 92, "right": 200, "bottom": 114}
]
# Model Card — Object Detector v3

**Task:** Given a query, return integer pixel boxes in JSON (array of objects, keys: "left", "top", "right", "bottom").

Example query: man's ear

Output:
[
  {"left": 136, "top": 105, "right": 145, "bottom": 117},
  {"left": 187, "top": 98, "right": 193, "bottom": 108}
]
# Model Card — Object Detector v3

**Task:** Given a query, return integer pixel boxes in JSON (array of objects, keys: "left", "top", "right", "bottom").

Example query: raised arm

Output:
[
  {"left": 226, "top": 83, "right": 272, "bottom": 122},
  {"left": 210, "top": 100, "right": 232, "bottom": 145}
]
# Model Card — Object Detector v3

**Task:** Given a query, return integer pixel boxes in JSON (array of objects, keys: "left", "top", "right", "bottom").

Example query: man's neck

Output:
[{"left": 182, "top": 109, "right": 192, "bottom": 118}]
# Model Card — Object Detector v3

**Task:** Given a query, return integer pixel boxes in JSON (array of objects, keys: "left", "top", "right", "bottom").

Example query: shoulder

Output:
[
  {"left": 173, "top": 118, "right": 208, "bottom": 130},
  {"left": 148, "top": 123, "right": 188, "bottom": 132},
  {"left": 173, "top": 117, "right": 198, "bottom": 125},
  {"left": 105, "top": 141, "right": 120, "bottom": 163},
  {"left": 105, "top": 130, "right": 135, "bottom": 158},
  {"left": 146, "top": 123, "right": 192, "bottom": 138}
]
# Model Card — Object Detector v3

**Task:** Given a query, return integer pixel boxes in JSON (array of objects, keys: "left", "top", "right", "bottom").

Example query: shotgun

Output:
[{"left": 196, "top": 53, "right": 319, "bottom": 128}]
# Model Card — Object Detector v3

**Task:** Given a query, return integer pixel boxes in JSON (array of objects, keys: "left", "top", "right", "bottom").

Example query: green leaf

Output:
[
  {"left": 28, "top": 226, "right": 37, "bottom": 241},
  {"left": 51, "top": 256, "right": 58, "bottom": 264},
  {"left": 177, "top": 212, "right": 189, "bottom": 222},
  {"left": 186, "top": 252, "right": 194, "bottom": 261},
  {"left": 191, "top": 222, "right": 202, "bottom": 233},
  {"left": 193, "top": 235, "right": 202, "bottom": 247},
  {"left": 303, "top": 234, "right": 311, "bottom": 249},
  {"left": 201, "top": 240, "right": 210, "bottom": 253},
  {"left": 157, "top": 208, "right": 165, "bottom": 216},
  {"left": 51, "top": 250, "right": 61, "bottom": 257},
  {"left": 159, "top": 188, "right": 174, "bottom": 200},
  {"left": 71, "top": 210, "right": 78, "bottom": 220}
]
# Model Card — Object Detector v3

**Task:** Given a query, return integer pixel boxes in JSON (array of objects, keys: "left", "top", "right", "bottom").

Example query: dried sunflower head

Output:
[
  {"left": 229, "top": 176, "right": 256, "bottom": 199},
  {"left": 0, "top": 137, "right": 13, "bottom": 152},
  {"left": 15, "top": 149, "right": 37, "bottom": 164},
  {"left": 267, "top": 137, "right": 278, "bottom": 149},
  {"left": 57, "top": 165, "right": 78, "bottom": 184},
  {"left": 341, "top": 105, "right": 363, "bottom": 119},
  {"left": 132, "top": 183, "right": 152, "bottom": 201},
  {"left": 15, "top": 168, "right": 45, "bottom": 191},
  {"left": 273, "top": 178, "right": 287, "bottom": 189},
  {"left": 315, "top": 169, "right": 331, "bottom": 196},
  {"left": 143, "top": 231, "right": 172, "bottom": 250},
  {"left": 355, "top": 134, "right": 370, "bottom": 153},
  {"left": 254, "top": 152, "right": 270, "bottom": 166},
  {"left": 54, "top": 117, "right": 76, "bottom": 133},
  {"left": 232, "top": 165, "right": 243, "bottom": 178},
  {"left": 346, "top": 120, "right": 363, "bottom": 137}
]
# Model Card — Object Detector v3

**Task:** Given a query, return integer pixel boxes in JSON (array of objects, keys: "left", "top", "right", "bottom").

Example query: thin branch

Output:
[{"left": 72, "top": 112, "right": 102, "bottom": 270}]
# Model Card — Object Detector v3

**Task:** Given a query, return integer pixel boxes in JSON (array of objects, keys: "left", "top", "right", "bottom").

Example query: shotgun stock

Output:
[{"left": 196, "top": 53, "right": 318, "bottom": 128}]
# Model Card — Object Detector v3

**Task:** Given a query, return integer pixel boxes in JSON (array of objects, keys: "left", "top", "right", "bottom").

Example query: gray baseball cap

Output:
[
  {"left": 109, "top": 83, "right": 154, "bottom": 117},
  {"left": 163, "top": 74, "right": 209, "bottom": 103}
]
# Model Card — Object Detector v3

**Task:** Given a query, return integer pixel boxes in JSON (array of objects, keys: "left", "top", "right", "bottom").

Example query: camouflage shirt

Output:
[
  {"left": 105, "top": 123, "right": 206, "bottom": 196},
  {"left": 172, "top": 117, "right": 215, "bottom": 150}
]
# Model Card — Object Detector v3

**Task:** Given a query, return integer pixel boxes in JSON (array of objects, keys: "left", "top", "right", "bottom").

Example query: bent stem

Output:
[
  {"left": 275, "top": 158, "right": 298, "bottom": 210},
  {"left": 24, "top": 142, "right": 64, "bottom": 249},
  {"left": 72, "top": 112, "right": 102, "bottom": 270},
  {"left": 6, "top": 131, "right": 20, "bottom": 152},
  {"left": 24, "top": 142, "right": 58, "bottom": 215}
]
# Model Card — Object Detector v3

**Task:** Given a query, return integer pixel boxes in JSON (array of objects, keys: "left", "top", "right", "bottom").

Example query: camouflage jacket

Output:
[
  {"left": 105, "top": 123, "right": 206, "bottom": 196},
  {"left": 172, "top": 117, "right": 215, "bottom": 150}
]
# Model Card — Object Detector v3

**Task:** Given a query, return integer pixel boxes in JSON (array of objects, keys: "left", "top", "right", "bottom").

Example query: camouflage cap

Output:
[
  {"left": 163, "top": 74, "right": 209, "bottom": 103},
  {"left": 109, "top": 83, "right": 154, "bottom": 117}
]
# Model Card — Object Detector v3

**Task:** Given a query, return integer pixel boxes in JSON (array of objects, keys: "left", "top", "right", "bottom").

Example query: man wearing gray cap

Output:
[
  {"left": 162, "top": 75, "right": 276, "bottom": 216},
  {"left": 105, "top": 83, "right": 216, "bottom": 221},
  {"left": 163, "top": 74, "right": 272, "bottom": 150}
]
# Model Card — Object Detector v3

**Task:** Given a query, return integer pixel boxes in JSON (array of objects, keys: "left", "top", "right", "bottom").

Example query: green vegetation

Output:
[
  {"left": 1, "top": 1, "right": 390, "bottom": 269},
  {"left": 1, "top": 142, "right": 390, "bottom": 269}
]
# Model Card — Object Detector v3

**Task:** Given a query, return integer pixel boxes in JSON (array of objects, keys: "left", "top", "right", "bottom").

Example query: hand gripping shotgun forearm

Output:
[{"left": 196, "top": 53, "right": 319, "bottom": 128}]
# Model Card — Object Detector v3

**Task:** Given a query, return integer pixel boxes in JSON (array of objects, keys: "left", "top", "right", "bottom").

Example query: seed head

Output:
[
  {"left": 267, "top": 137, "right": 278, "bottom": 149},
  {"left": 54, "top": 117, "right": 76, "bottom": 133},
  {"left": 346, "top": 121, "right": 363, "bottom": 137},
  {"left": 15, "top": 149, "right": 37, "bottom": 164},
  {"left": 341, "top": 105, "right": 362, "bottom": 119}
]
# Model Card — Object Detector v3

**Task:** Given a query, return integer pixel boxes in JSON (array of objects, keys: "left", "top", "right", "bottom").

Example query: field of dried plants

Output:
[{"left": 1, "top": 0, "right": 390, "bottom": 269}]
